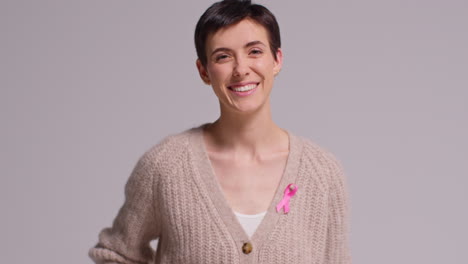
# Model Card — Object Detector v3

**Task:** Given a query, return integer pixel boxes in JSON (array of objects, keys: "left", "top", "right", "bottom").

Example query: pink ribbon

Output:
[{"left": 276, "top": 183, "right": 298, "bottom": 214}]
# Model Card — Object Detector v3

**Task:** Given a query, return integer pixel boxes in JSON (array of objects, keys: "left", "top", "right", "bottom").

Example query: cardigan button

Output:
[{"left": 242, "top": 242, "right": 253, "bottom": 254}]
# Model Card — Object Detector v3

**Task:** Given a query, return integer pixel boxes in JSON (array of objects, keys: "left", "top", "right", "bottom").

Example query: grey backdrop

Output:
[{"left": 2, "top": 0, "right": 467, "bottom": 263}]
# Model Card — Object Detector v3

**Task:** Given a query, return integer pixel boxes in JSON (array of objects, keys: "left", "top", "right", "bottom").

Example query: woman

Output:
[{"left": 89, "top": 0, "right": 351, "bottom": 263}]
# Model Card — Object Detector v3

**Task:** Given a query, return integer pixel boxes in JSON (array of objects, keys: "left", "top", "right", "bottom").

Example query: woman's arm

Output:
[
  {"left": 89, "top": 154, "right": 161, "bottom": 264},
  {"left": 325, "top": 158, "right": 352, "bottom": 264}
]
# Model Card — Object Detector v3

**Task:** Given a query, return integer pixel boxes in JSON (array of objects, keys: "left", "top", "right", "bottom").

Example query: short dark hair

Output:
[{"left": 194, "top": 0, "right": 281, "bottom": 67}]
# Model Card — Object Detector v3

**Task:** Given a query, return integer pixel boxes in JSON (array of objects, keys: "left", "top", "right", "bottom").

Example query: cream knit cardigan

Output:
[{"left": 89, "top": 124, "right": 351, "bottom": 264}]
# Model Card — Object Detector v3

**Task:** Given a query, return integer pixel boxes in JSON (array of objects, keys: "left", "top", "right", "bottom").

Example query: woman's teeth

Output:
[{"left": 230, "top": 84, "right": 257, "bottom": 92}]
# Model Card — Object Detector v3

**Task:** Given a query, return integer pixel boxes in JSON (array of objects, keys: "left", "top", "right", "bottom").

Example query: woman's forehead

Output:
[{"left": 206, "top": 19, "right": 269, "bottom": 51}]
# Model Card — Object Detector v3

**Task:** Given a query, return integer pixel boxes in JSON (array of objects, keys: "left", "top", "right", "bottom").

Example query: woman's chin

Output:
[
  {"left": 231, "top": 101, "right": 268, "bottom": 115},
  {"left": 219, "top": 95, "right": 270, "bottom": 115}
]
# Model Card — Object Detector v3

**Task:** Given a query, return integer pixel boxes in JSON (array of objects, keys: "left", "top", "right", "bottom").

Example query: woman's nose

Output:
[{"left": 232, "top": 57, "right": 250, "bottom": 77}]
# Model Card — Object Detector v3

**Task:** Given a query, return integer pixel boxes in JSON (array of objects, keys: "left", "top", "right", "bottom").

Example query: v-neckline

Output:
[{"left": 188, "top": 123, "right": 303, "bottom": 256}]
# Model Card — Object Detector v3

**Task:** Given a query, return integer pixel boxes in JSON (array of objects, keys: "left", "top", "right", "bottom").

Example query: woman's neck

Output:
[{"left": 203, "top": 103, "right": 288, "bottom": 161}]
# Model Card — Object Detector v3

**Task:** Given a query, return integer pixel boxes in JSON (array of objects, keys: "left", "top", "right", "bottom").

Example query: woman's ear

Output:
[
  {"left": 273, "top": 48, "right": 283, "bottom": 76},
  {"left": 196, "top": 59, "right": 211, "bottom": 85}
]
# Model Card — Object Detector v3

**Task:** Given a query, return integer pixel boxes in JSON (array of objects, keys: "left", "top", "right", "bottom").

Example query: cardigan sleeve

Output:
[
  {"left": 89, "top": 154, "right": 161, "bottom": 264},
  {"left": 325, "top": 157, "right": 352, "bottom": 264}
]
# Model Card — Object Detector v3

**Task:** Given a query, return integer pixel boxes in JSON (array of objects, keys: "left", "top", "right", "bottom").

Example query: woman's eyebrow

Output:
[
  {"left": 245, "top": 40, "right": 266, "bottom": 48},
  {"left": 210, "top": 41, "right": 266, "bottom": 56},
  {"left": 211, "top": 47, "right": 231, "bottom": 56}
]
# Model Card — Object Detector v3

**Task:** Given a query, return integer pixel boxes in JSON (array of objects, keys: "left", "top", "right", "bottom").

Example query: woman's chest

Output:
[{"left": 208, "top": 154, "right": 288, "bottom": 214}]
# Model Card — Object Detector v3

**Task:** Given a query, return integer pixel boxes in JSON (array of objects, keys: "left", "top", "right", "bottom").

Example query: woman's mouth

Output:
[{"left": 228, "top": 83, "right": 259, "bottom": 97}]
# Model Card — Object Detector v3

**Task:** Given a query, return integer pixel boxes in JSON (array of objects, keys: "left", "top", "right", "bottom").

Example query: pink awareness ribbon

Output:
[{"left": 276, "top": 183, "right": 298, "bottom": 214}]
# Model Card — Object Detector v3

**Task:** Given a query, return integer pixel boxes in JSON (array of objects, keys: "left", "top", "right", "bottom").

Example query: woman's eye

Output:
[
  {"left": 215, "top": 54, "right": 229, "bottom": 62},
  {"left": 250, "top": 49, "right": 263, "bottom": 55}
]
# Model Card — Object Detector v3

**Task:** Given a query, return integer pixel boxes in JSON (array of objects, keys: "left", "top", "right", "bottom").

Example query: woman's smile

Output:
[{"left": 227, "top": 82, "right": 259, "bottom": 97}]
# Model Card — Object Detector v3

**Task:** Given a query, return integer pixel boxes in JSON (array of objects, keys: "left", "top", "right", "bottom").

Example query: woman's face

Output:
[{"left": 197, "top": 18, "right": 283, "bottom": 114}]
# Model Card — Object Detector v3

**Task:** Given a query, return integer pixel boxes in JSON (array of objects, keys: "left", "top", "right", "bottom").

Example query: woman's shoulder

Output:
[
  {"left": 136, "top": 124, "right": 203, "bottom": 167},
  {"left": 292, "top": 133, "right": 347, "bottom": 191},
  {"left": 293, "top": 133, "right": 343, "bottom": 172}
]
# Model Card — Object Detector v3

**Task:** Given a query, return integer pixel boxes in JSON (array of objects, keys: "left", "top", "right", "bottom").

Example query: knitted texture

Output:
[{"left": 89, "top": 124, "right": 351, "bottom": 264}]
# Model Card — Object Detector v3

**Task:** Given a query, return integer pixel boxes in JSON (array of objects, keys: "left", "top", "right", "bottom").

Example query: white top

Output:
[{"left": 233, "top": 211, "right": 267, "bottom": 238}]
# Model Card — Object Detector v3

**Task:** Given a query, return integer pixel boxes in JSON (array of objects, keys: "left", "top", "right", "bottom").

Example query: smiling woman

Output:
[
  {"left": 197, "top": 18, "right": 282, "bottom": 114},
  {"left": 89, "top": 0, "right": 351, "bottom": 263}
]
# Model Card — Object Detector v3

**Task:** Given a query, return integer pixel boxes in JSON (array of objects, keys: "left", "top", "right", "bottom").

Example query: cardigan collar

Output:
[{"left": 188, "top": 123, "right": 303, "bottom": 261}]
